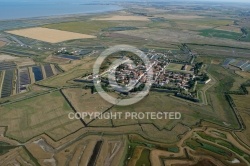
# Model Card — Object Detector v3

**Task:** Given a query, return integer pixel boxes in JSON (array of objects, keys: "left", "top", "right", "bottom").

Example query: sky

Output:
[
  {"left": 0, "top": 0, "right": 250, "bottom": 4},
  {"left": 0, "top": 0, "right": 249, "bottom": 2}
]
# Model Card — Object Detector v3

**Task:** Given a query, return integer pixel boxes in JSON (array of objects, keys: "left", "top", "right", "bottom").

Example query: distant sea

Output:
[{"left": 0, "top": 1, "right": 122, "bottom": 20}]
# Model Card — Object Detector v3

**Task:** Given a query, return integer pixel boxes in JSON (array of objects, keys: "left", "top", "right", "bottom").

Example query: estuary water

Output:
[{"left": 0, "top": 1, "right": 122, "bottom": 20}]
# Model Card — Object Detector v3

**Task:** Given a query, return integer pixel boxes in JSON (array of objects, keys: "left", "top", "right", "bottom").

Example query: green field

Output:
[
  {"left": 186, "top": 139, "right": 231, "bottom": 157},
  {"left": 102, "top": 26, "right": 139, "bottom": 32},
  {"left": 165, "top": 63, "right": 193, "bottom": 74},
  {"left": 44, "top": 20, "right": 117, "bottom": 35},
  {"left": 199, "top": 29, "right": 241, "bottom": 40},
  {"left": 166, "top": 63, "right": 183, "bottom": 70},
  {"left": 191, "top": 63, "right": 241, "bottom": 129},
  {"left": 241, "top": 28, "right": 250, "bottom": 42},
  {"left": 197, "top": 132, "right": 247, "bottom": 156},
  {"left": 136, "top": 149, "right": 151, "bottom": 166},
  {"left": 0, "top": 141, "right": 17, "bottom": 155},
  {"left": 187, "top": 19, "right": 233, "bottom": 27}
]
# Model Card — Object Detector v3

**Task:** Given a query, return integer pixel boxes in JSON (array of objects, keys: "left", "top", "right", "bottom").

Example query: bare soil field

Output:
[
  {"left": 215, "top": 25, "right": 242, "bottom": 33},
  {"left": 92, "top": 15, "right": 150, "bottom": 21},
  {"left": 211, "top": 59, "right": 222, "bottom": 65},
  {"left": 0, "top": 54, "right": 18, "bottom": 61},
  {"left": 0, "top": 41, "right": 6, "bottom": 47},
  {"left": 6, "top": 27, "right": 96, "bottom": 43},
  {"left": 235, "top": 71, "right": 250, "bottom": 79},
  {"left": 25, "top": 143, "right": 52, "bottom": 165},
  {"left": 50, "top": 138, "right": 86, "bottom": 165},
  {"left": 141, "top": 124, "right": 180, "bottom": 143},
  {"left": 59, "top": 56, "right": 96, "bottom": 71},
  {"left": 150, "top": 149, "right": 185, "bottom": 166},
  {"left": 45, "top": 55, "right": 70, "bottom": 65},
  {"left": 14, "top": 57, "right": 35, "bottom": 67},
  {"left": 172, "top": 22, "right": 212, "bottom": 30},
  {"left": 127, "top": 146, "right": 144, "bottom": 166}
]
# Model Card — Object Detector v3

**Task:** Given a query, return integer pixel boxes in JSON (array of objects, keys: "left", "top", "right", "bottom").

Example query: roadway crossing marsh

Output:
[{"left": 6, "top": 27, "right": 96, "bottom": 43}]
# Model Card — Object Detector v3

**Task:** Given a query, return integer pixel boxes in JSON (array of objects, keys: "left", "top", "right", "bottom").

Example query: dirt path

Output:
[
  {"left": 28, "top": 67, "right": 35, "bottom": 84},
  {"left": 0, "top": 71, "right": 5, "bottom": 98},
  {"left": 41, "top": 65, "right": 47, "bottom": 79},
  {"left": 79, "top": 140, "right": 96, "bottom": 166},
  {"left": 199, "top": 72, "right": 217, "bottom": 105},
  {"left": 50, "top": 64, "right": 57, "bottom": 75}
]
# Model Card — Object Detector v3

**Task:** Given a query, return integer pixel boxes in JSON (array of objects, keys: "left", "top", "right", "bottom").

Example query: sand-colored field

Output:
[
  {"left": 25, "top": 143, "right": 52, "bottom": 163},
  {"left": 13, "top": 57, "right": 35, "bottom": 67},
  {"left": 0, "top": 41, "right": 6, "bottom": 47},
  {"left": 92, "top": 15, "right": 150, "bottom": 21},
  {"left": 211, "top": 59, "right": 222, "bottom": 65},
  {"left": 215, "top": 25, "right": 241, "bottom": 33},
  {"left": 59, "top": 56, "right": 96, "bottom": 71},
  {"left": 127, "top": 146, "right": 144, "bottom": 166},
  {"left": 45, "top": 55, "right": 70, "bottom": 65},
  {"left": 6, "top": 27, "right": 96, "bottom": 43},
  {"left": 235, "top": 71, "right": 250, "bottom": 79},
  {"left": 0, "top": 54, "right": 18, "bottom": 61}
]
